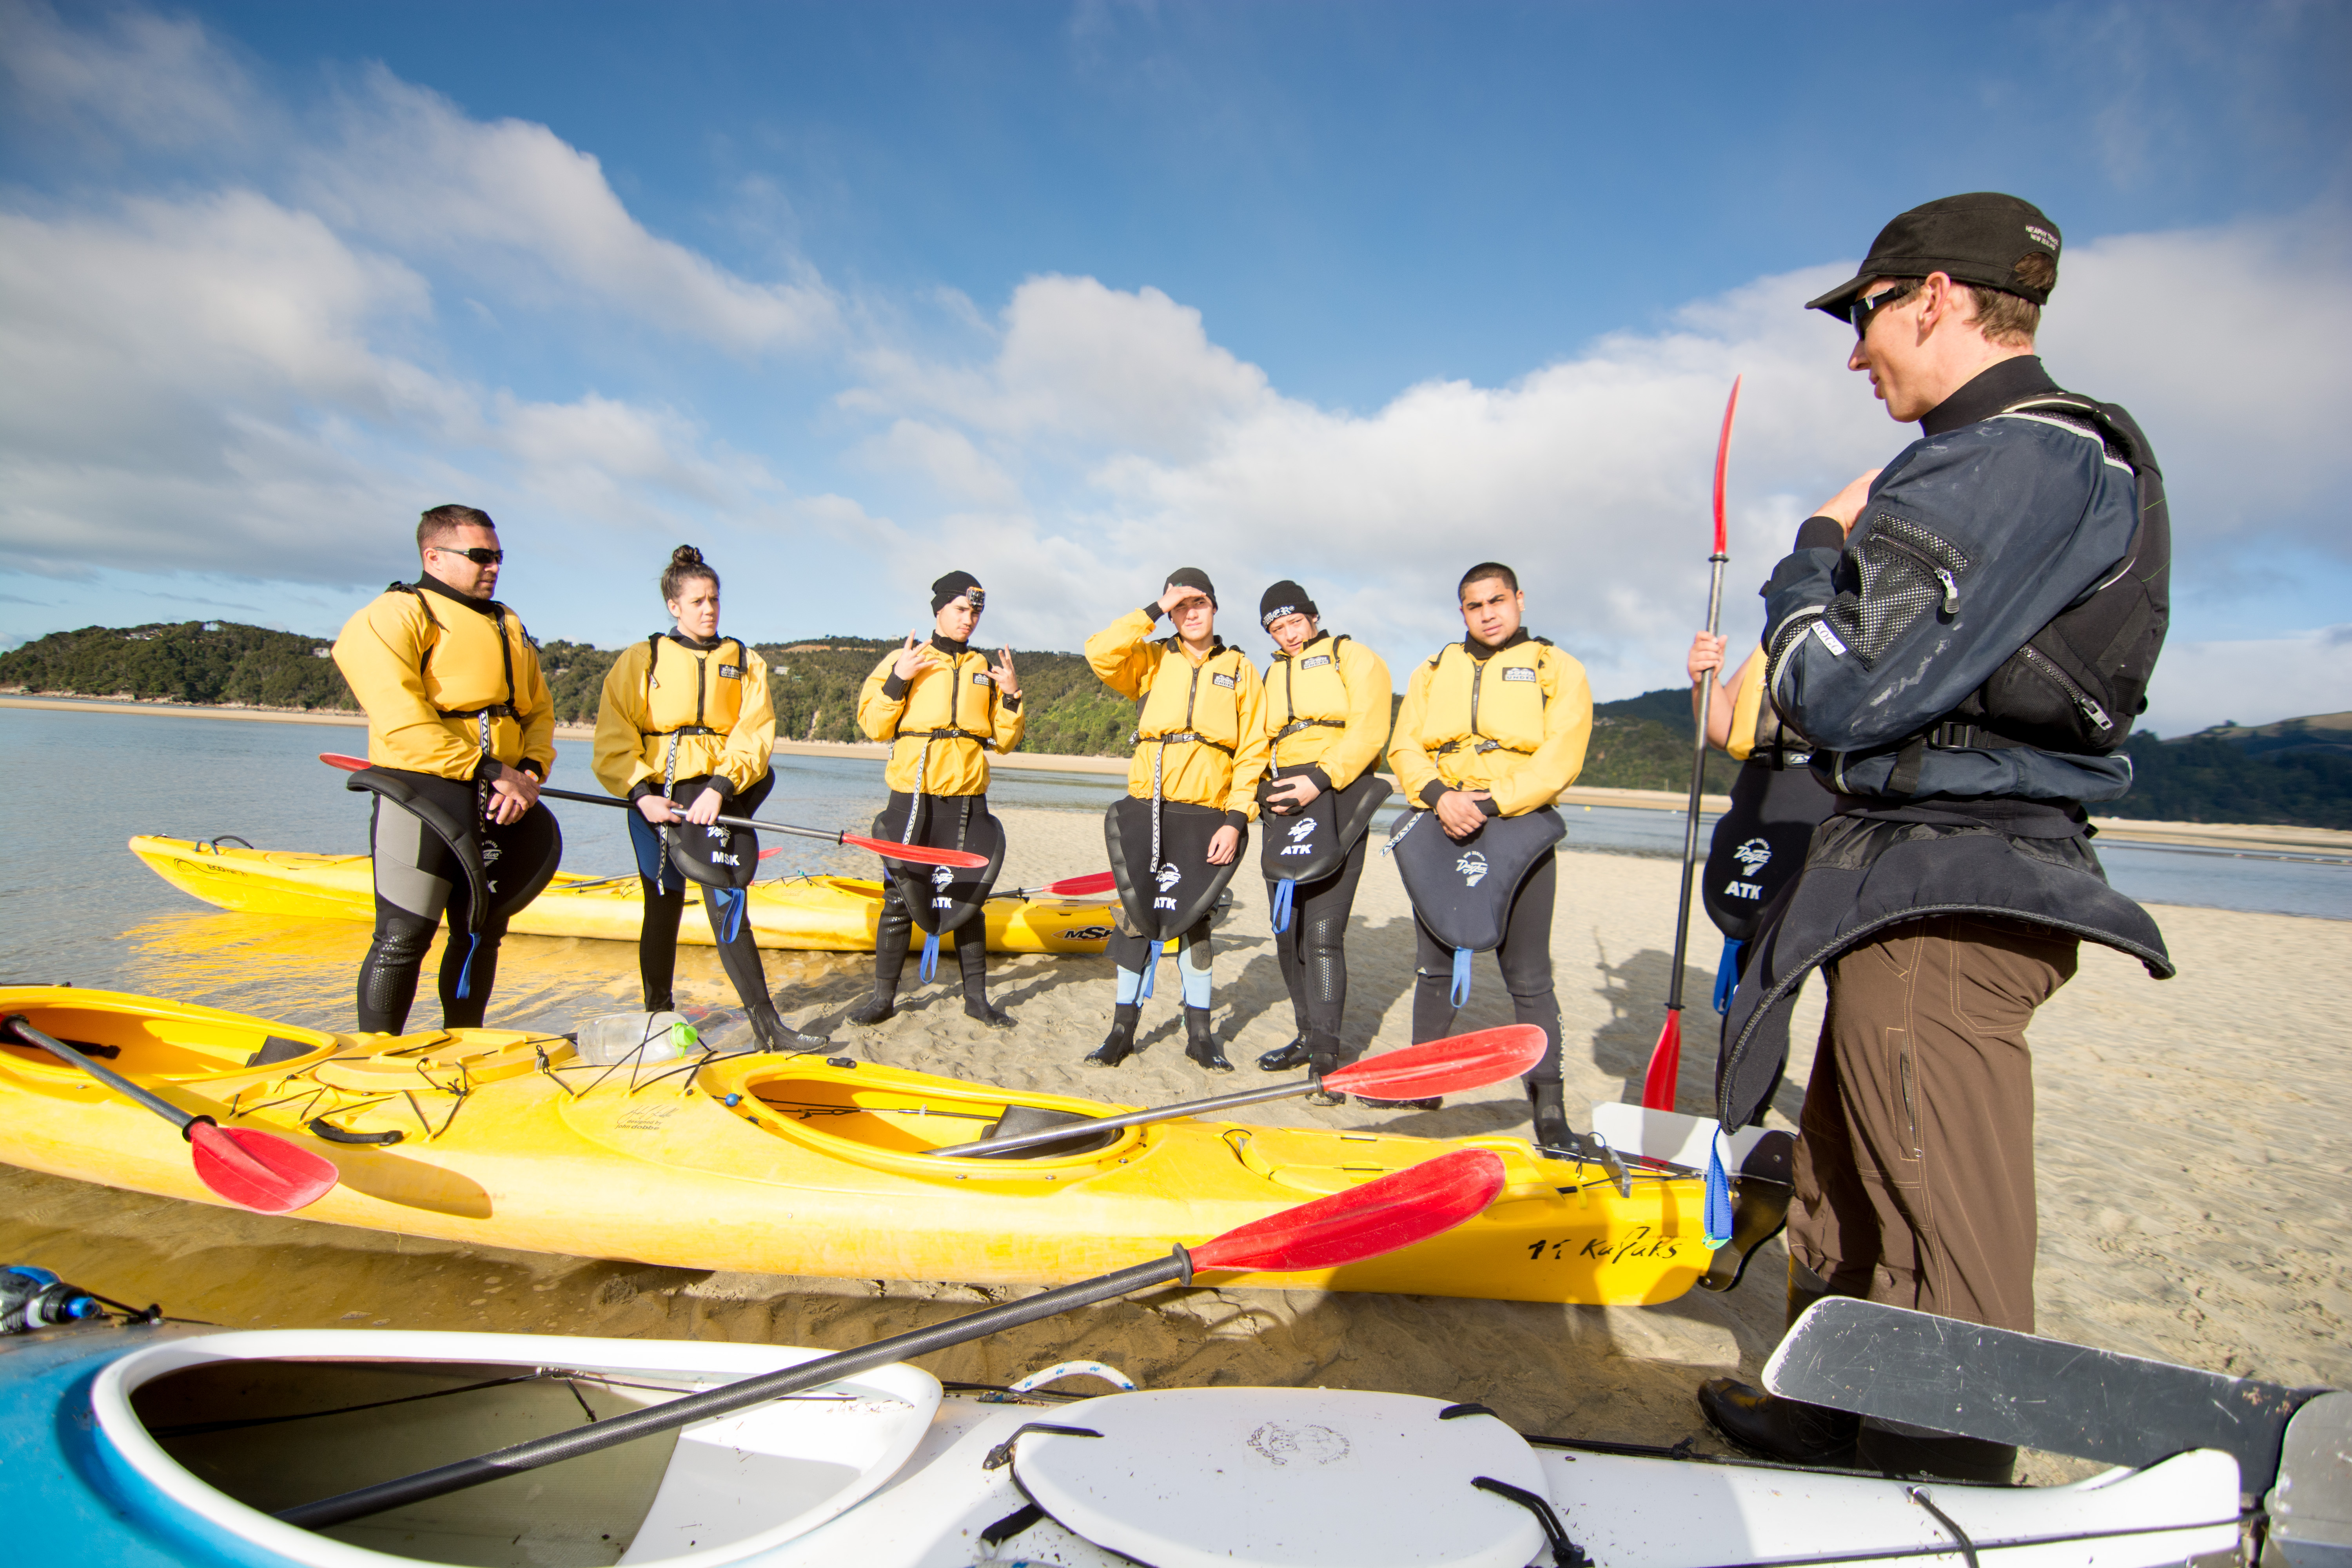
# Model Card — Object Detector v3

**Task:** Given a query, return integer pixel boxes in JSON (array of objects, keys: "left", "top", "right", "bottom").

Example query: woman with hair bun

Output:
[{"left": 592, "top": 545, "right": 819, "bottom": 1050}]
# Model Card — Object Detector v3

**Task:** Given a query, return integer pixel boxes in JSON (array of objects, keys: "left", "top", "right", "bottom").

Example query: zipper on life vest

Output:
[
  {"left": 2016, "top": 644, "right": 2114, "bottom": 731},
  {"left": 1469, "top": 655, "right": 1485, "bottom": 741}
]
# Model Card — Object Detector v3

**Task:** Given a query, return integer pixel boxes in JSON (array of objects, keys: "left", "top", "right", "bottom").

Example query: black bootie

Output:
[
  {"left": 1184, "top": 1005, "right": 1232, "bottom": 1072},
  {"left": 1695, "top": 1259, "right": 1860, "bottom": 1464},
  {"left": 1528, "top": 1080, "right": 1572, "bottom": 1150},
  {"left": 1086, "top": 1004, "right": 1142, "bottom": 1067},
  {"left": 750, "top": 1000, "right": 826, "bottom": 1053},
  {"left": 1256, "top": 1037, "right": 1310, "bottom": 1072},
  {"left": 956, "top": 935, "right": 1013, "bottom": 1029},
  {"left": 851, "top": 900, "right": 913, "bottom": 1026}
]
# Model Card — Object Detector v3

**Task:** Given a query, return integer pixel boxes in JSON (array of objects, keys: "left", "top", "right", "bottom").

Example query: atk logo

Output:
[
  {"left": 1457, "top": 850, "right": 1489, "bottom": 887},
  {"left": 1152, "top": 860, "right": 1182, "bottom": 910},
  {"left": 479, "top": 840, "right": 503, "bottom": 866},
  {"left": 1287, "top": 819, "right": 1315, "bottom": 842},
  {"left": 931, "top": 865, "right": 954, "bottom": 888},
  {"left": 1732, "top": 837, "right": 1772, "bottom": 876}
]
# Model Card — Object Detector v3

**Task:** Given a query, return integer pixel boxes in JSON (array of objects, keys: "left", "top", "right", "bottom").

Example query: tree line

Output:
[{"left": 6, "top": 620, "right": 2343, "bottom": 826}]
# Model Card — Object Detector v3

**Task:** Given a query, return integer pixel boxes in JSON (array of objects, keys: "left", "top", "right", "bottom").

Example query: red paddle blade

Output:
[
  {"left": 1321, "top": 1024, "right": 1546, "bottom": 1099},
  {"left": 1190, "top": 1148, "right": 1505, "bottom": 1275},
  {"left": 841, "top": 833, "right": 989, "bottom": 869},
  {"left": 320, "top": 751, "right": 368, "bottom": 771},
  {"left": 1711, "top": 376, "right": 1742, "bottom": 555},
  {"left": 1641, "top": 1008, "right": 1683, "bottom": 1111},
  {"left": 1041, "top": 870, "right": 1117, "bottom": 898},
  {"left": 189, "top": 1122, "right": 339, "bottom": 1214}
]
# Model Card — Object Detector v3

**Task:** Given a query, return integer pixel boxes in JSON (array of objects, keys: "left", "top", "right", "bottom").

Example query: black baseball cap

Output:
[{"left": 1805, "top": 192, "right": 2062, "bottom": 320}]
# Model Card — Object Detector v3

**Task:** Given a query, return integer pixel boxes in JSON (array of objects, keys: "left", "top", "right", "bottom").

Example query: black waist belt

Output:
[
  {"left": 439, "top": 703, "right": 518, "bottom": 720},
  {"left": 910, "top": 728, "right": 989, "bottom": 744},
  {"left": 1920, "top": 720, "right": 2028, "bottom": 751},
  {"left": 1138, "top": 730, "right": 1236, "bottom": 757},
  {"left": 1272, "top": 717, "right": 1346, "bottom": 742},
  {"left": 1432, "top": 737, "right": 1531, "bottom": 757},
  {"left": 645, "top": 724, "right": 720, "bottom": 737}
]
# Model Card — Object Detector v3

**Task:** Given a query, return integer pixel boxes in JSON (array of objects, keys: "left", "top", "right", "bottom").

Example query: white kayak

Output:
[{"left": 4, "top": 1319, "right": 2261, "bottom": 1567}]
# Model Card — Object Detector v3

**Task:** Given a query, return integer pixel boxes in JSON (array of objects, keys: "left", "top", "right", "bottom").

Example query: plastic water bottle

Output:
[{"left": 1, "top": 1266, "right": 102, "bottom": 1334}]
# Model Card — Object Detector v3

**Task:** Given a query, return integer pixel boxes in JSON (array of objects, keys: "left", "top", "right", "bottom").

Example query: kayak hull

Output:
[
  {"left": 2, "top": 1322, "right": 2253, "bottom": 1568},
  {"left": 1, "top": 987, "right": 1706, "bottom": 1305},
  {"left": 127, "top": 836, "right": 1117, "bottom": 954}
]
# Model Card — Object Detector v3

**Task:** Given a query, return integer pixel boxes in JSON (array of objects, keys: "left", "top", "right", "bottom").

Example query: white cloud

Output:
[
  {"left": 2140, "top": 625, "right": 2352, "bottom": 735},
  {"left": 851, "top": 420, "right": 1024, "bottom": 508},
  {"left": 0, "top": 0, "right": 258, "bottom": 154}
]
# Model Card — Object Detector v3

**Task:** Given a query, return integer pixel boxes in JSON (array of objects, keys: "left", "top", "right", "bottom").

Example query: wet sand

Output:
[{"left": 4, "top": 805, "right": 2346, "bottom": 1483}]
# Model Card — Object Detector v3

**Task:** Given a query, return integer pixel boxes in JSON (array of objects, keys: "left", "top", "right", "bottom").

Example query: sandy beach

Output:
[{"left": 5, "top": 800, "right": 2346, "bottom": 1485}]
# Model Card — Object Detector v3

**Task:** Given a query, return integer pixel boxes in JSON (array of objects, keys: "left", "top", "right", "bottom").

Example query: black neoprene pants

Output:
[
  {"left": 1266, "top": 829, "right": 1370, "bottom": 1059},
  {"left": 635, "top": 772, "right": 778, "bottom": 1016},
  {"left": 1411, "top": 851, "right": 1563, "bottom": 1085},
  {"left": 358, "top": 889, "right": 508, "bottom": 1034}
]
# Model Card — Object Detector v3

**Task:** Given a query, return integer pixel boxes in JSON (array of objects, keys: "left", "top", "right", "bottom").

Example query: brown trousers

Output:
[{"left": 1787, "top": 915, "right": 2077, "bottom": 1335}]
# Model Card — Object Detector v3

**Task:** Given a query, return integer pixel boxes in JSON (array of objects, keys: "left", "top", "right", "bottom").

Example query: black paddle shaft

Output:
[
  {"left": 532, "top": 784, "right": 846, "bottom": 848},
  {"left": 2, "top": 1015, "right": 197, "bottom": 1133},
  {"left": 1665, "top": 551, "right": 1729, "bottom": 1013},
  {"left": 930, "top": 1078, "right": 1314, "bottom": 1158},
  {"left": 277, "top": 1249, "right": 1191, "bottom": 1531}
]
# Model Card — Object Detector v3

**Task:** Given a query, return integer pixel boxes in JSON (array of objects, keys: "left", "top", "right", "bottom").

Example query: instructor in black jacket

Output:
[{"left": 1699, "top": 194, "right": 2173, "bottom": 1485}]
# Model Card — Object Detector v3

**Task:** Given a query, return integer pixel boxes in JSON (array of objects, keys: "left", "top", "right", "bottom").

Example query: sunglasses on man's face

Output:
[
  {"left": 434, "top": 545, "right": 505, "bottom": 565},
  {"left": 1846, "top": 279, "right": 1924, "bottom": 338}
]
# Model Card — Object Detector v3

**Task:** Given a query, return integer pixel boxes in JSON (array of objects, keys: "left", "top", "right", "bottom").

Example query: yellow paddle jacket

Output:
[
  {"left": 1388, "top": 632, "right": 1592, "bottom": 817},
  {"left": 592, "top": 633, "right": 775, "bottom": 800},
  {"left": 1262, "top": 632, "right": 1392, "bottom": 791},
  {"left": 1085, "top": 607, "right": 1269, "bottom": 823},
  {"left": 333, "top": 578, "right": 554, "bottom": 782},
  {"left": 855, "top": 641, "right": 1025, "bottom": 795}
]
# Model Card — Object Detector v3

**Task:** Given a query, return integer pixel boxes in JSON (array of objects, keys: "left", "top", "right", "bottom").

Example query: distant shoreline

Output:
[{"left": 7, "top": 690, "right": 2348, "bottom": 854}]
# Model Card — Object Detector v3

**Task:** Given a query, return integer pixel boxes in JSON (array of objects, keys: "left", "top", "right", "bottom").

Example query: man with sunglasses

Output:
[
  {"left": 334, "top": 505, "right": 559, "bottom": 1036},
  {"left": 1698, "top": 195, "right": 2173, "bottom": 1483}
]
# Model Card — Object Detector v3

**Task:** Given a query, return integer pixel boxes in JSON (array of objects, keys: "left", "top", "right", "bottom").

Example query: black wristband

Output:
[
  {"left": 881, "top": 671, "right": 910, "bottom": 701},
  {"left": 1418, "top": 779, "right": 1449, "bottom": 809}
]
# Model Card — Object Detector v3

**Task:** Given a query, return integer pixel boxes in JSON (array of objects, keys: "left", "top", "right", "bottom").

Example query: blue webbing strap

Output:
[
  {"left": 919, "top": 931, "right": 941, "bottom": 982},
  {"left": 454, "top": 932, "right": 482, "bottom": 1000},
  {"left": 1270, "top": 878, "right": 1294, "bottom": 934},
  {"left": 713, "top": 887, "right": 746, "bottom": 945},
  {"left": 1703, "top": 1133, "right": 1735, "bottom": 1250},
  {"left": 1138, "top": 952, "right": 1156, "bottom": 1001},
  {"left": 1450, "top": 947, "right": 1473, "bottom": 1008},
  {"left": 1713, "top": 936, "right": 1745, "bottom": 1015}
]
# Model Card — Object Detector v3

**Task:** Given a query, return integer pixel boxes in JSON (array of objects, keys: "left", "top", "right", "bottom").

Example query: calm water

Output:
[{"left": 3, "top": 706, "right": 2343, "bottom": 1034}]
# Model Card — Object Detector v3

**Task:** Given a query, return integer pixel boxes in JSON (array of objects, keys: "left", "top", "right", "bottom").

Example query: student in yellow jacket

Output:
[
  {"left": 592, "top": 545, "right": 814, "bottom": 1052},
  {"left": 1251, "top": 579, "right": 1393, "bottom": 1083},
  {"left": 1387, "top": 562, "right": 1592, "bottom": 1147},
  {"left": 1082, "top": 568, "right": 1269, "bottom": 1070},
  {"left": 849, "top": 570, "right": 1026, "bottom": 1027},
  {"left": 332, "top": 505, "right": 559, "bottom": 1034}
]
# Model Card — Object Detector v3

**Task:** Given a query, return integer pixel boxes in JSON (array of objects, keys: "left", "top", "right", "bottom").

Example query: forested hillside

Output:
[{"left": 9, "top": 621, "right": 2344, "bottom": 825}]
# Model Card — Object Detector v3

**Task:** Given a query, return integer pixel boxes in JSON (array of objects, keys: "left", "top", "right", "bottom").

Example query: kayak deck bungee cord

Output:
[
  {"left": 127, "top": 836, "right": 1117, "bottom": 955},
  {"left": 0, "top": 987, "right": 1726, "bottom": 1305}
]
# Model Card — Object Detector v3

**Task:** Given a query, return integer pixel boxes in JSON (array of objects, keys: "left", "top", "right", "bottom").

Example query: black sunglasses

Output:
[
  {"left": 432, "top": 545, "right": 505, "bottom": 565},
  {"left": 1846, "top": 279, "right": 1923, "bottom": 338}
]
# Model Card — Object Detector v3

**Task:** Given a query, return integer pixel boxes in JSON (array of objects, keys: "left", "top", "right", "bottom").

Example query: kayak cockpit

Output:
[
  {"left": 724, "top": 1062, "right": 1138, "bottom": 1172},
  {"left": 91, "top": 1329, "right": 940, "bottom": 1567},
  {"left": 0, "top": 992, "right": 338, "bottom": 1080}
]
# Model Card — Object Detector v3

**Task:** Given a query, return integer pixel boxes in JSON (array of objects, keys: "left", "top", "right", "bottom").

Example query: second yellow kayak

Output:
[{"left": 127, "top": 835, "right": 1117, "bottom": 954}]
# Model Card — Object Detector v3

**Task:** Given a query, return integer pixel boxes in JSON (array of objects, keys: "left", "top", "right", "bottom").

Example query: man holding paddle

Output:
[
  {"left": 1702, "top": 194, "right": 2173, "bottom": 1483},
  {"left": 333, "top": 506, "right": 562, "bottom": 1035}
]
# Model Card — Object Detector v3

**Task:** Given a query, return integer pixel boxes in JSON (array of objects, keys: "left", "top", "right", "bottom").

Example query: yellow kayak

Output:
[
  {"left": 127, "top": 835, "right": 1116, "bottom": 954},
  {"left": 0, "top": 987, "right": 1714, "bottom": 1305}
]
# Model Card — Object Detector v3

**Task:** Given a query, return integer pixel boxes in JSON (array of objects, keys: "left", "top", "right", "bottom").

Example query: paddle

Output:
[
  {"left": 1642, "top": 374, "right": 1741, "bottom": 1115},
  {"left": 1, "top": 1014, "right": 338, "bottom": 1215},
  {"left": 559, "top": 845, "right": 783, "bottom": 892},
  {"left": 989, "top": 869, "right": 1118, "bottom": 900},
  {"left": 929, "top": 1024, "right": 1546, "bottom": 1158},
  {"left": 1764, "top": 1297, "right": 2331, "bottom": 1497},
  {"left": 317, "top": 754, "right": 987, "bottom": 870},
  {"left": 278, "top": 1147, "right": 1507, "bottom": 1530}
]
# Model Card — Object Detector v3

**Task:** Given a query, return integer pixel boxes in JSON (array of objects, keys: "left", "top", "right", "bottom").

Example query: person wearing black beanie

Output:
[
  {"left": 1081, "top": 569, "right": 1269, "bottom": 1071},
  {"left": 1252, "top": 582, "right": 1394, "bottom": 1090},
  {"left": 849, "top": 571, "right": 1025, "bottom": 1027}
]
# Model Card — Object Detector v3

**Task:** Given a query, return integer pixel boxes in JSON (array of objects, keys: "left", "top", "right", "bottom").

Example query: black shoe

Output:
[
  {"left": 1257, "top": 1038, "right": 1310, "bottom": 1072},
  {"left": 1696, "top": 1377, "right": 1859, "bottom": 1465},
  {"left": 1183, "top": 1006, "right": 1232, "bottom": 1072},
  {"left": 848, "top": 994, "right": 897, "bottom": 1027},
  {"left": 748, "top": 1004, "right": 826, "bottom": 1053},
  {"left": 1357, "top": 1096, "right": 1441, "bottom": 1111},
  {"left": 1855, "top": 1424, "right": 2016, "bottom": 1484},
  {"left": 964, "top": 997, "right": 1015, "bottom": 1029},
  {"left": 1086, "top": 1004, "right": 1141, "bottom": 1067}
]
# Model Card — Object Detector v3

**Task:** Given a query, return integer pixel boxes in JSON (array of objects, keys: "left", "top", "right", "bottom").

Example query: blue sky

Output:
[{"left": 3, "top": 0, "right": 2347, "bottom": 732}]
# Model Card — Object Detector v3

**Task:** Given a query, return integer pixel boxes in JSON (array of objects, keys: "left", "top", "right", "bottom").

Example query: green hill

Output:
[{"left": 11, "top": 622, "right": 2344, "bottom": 827}]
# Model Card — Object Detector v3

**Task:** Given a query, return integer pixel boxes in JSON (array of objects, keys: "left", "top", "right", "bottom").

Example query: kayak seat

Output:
[{"left": 967, "top": 1104, "right": 1121, "bottom": 1161}]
